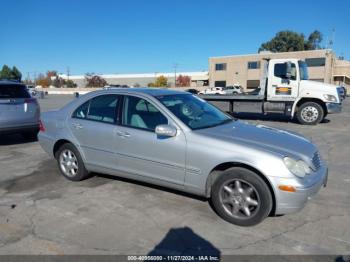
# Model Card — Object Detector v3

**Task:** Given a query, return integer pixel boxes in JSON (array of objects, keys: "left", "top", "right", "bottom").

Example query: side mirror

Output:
[
  {"left": 284, "top": 62, "right": 292, "bottom": 79},
  {"left": 155, "top": 124, "right": 177, "bottom": 137}
]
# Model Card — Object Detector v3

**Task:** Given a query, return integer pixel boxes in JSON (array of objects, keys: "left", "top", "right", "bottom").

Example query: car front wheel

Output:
[
  {"left": 55, "top": 143, "right": 89, "bottom": 181},
  {"left": 210, "top": 167, "right": 272, "bottom": 226}
]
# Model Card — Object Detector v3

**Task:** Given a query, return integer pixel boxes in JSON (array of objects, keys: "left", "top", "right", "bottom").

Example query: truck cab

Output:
[{"left": 266, "top": 59, "right": 342, "bottom": 124}]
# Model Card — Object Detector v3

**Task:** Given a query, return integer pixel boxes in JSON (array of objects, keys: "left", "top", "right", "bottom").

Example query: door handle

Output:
[
  {"left": 116, "top": 131, "right": 130, "bottom": 138},
  {"left": 72, "top": 123, "right": 83, "bottom": 129}
]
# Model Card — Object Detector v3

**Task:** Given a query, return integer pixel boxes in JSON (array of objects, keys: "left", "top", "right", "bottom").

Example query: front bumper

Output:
[
  {"left": 271, "top": 165, "right": 328, "bottom": 215},
  {"left": 326, "top": 102, "right": 342, "bottom": 114}
]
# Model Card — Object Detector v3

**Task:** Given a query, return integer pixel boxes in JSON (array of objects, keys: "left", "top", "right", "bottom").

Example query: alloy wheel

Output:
[
  {"left": 59, "top": 149, "right": 79, "bottom": 177},
  {"left": 219, "top": 179, "right": 260, "bottom": 219}
]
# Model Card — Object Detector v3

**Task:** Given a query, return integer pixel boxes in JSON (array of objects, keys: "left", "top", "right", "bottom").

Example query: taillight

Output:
[
  {"left": 25, "top": 98, "right": 38, "bottom": 104},
  {"left": 39, "top": 120, "right": 45, "bottom": 132}
]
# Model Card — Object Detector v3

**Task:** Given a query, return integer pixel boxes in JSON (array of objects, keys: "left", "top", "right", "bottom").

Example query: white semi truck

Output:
[{"left": 201, "top": 58, "right": 343, "bottom": 125}]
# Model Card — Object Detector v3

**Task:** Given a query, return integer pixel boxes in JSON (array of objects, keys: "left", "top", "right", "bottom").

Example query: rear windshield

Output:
[{"left": 0, "top": 84, "right": 31, "bottom": 99}]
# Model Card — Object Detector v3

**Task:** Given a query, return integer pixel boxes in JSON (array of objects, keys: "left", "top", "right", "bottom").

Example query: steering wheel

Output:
[{"left": 181, "top": 104, "right": 204, "bottom": 120}]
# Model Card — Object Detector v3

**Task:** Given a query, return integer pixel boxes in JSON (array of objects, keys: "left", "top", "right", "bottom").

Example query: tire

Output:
[
  {"left": 55, "top": 143, "right": 89, "bottom": 181},
  {"left": 296, "top": 102, "right": 324, "bottom": 125},
  {"left": 21, "top": 130, "right": 38, "bottom": 140},
  {"left": 210, "top": 167, "right": 272, "bottom": 226}
]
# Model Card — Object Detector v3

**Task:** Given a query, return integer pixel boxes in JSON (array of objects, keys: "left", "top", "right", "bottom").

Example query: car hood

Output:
[{"left": 195, "top": 120, "right": 317, "bottom": 160}]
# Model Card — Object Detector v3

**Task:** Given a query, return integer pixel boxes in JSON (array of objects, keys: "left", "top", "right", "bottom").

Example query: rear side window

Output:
[
  {"left": 0, "top": 84, "right": 30, "bottom": 98},
  {"left": 72, "top": 101, "right": 90, "bottom": 119},
  {"left": 72, "top": 95, "right": 120, "bottom": 124}
]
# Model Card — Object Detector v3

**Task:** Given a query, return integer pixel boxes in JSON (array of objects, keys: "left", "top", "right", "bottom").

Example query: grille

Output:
[{"left": 312, "top": 151, "right": 321, "bottom": 170}]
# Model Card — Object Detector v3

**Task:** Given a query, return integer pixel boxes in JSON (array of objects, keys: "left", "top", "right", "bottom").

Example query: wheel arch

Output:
[
  {"left": 205, "top": 162, "right": 277, "bottom": 215},
  {"left": 292, "top": 98, "right": 327, "bottom": 117},
  {"left": 53, "top": 139, "right": 74, "bottom": 158}
]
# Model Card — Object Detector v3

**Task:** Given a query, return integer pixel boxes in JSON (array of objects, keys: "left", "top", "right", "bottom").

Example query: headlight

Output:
[
  {"left": 323, "top": 94, "right": 337, "bottom": 102},
  {"left": 283, "top": 157, "right": 311, "bottom": 178}
]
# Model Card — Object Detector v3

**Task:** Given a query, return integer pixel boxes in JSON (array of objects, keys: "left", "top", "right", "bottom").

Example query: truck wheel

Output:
[
  {"left": 55, "top": 143, "right": 90, "bottom": 181},
  {"left": 297, "top": 102, "right": 324, "bottom": 125},
  {"left": 210, "top": 167, "right": 272, "bottom": 226}
]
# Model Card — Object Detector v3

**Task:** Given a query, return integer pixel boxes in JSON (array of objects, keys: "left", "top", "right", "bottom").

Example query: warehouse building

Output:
[
  {"left": 209, "top": 49, "right": 350, "bottom": 91},
  {"left": 58, "top": 71, "right": 209, "bottom": 88}
]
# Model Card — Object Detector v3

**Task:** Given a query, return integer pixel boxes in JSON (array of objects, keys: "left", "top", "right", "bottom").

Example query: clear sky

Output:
[{"left": 1, "top": 0, "right": 349, "bottom": 78}]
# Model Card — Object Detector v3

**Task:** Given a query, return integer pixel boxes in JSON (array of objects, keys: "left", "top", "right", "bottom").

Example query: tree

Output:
[
  {"left": 52, "top": 76, "right": 65, "bottom": 88},
  {"left": 258, "top": 30, "right": 323, "bottom": 52},
  {"left": 176, "top": 75, "right": 191, "bottom": 87},
  {"left": 148, "top": 75, "right": 168, "bottom": 87},
  {"left": 0, "top": 65, "right": 22, "bottom": 81},
  {"left": 0, "top": 65, "right": 12, "bottom": 80},
  {"left": 36, "top": 73, "right": 51, "bottom": 87},
  {"left": 47, "top": 71, "right": 57, "bottom": 79},
  {"left": 305, "top": 30, "right": 323, "bottom": 50},
  {"left": 11, "top": 66, "right": 22, "bottom": 81},
  {"left": 85, "top": 74, "right": 107, "bottom": 87},
  {"left": 66, "top": 79, "right": 77, "bottom": 88}
]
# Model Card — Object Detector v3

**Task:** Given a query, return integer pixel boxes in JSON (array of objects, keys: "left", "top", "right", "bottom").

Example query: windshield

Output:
[
  {"left": 298, "top": 61, "right": 309, "bottom": 80},
  {"left": 156, "top": 94, "right": 233, "bottom": 130}
]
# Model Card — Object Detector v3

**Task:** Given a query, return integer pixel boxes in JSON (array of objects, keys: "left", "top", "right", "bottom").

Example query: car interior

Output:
[{"left": 123, "top": 96, "right": 167, "bottom": 130}]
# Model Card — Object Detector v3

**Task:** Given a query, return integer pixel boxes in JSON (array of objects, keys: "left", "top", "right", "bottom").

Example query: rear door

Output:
[
  {"left": 0, "top": 84, "right": 39, "bottom": 128},
  {"left": 268, "top": 61, "right": 299, "bottom": 101},
  {"left": 68, "top": 94, "right": 121, "bottom": 170}
]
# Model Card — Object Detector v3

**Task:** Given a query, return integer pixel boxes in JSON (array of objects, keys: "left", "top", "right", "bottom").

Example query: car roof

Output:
[
  {"left": 0, "top": 80, "right": 25, "bottom": 86},
  {"left": 94, "top": 87, "right": 186, "bottom": 97}
]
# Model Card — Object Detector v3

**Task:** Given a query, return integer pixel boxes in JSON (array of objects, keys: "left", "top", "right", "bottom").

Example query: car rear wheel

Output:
[
  {"left": 210, "top": 167, "right": 272, "bottom": 226},
  {"left": 55, "top": 143, "right": 89, "bottom": 181}
]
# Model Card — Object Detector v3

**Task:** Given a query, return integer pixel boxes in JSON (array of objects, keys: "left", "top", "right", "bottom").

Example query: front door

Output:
[
  {"left": 268, "top": 61, "right": 299, "bottom": 101},
  {"left": 114, "top": 95, "right": 186, "bottom": 186}
]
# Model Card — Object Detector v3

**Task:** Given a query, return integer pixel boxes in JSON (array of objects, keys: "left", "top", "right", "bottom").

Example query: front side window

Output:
[
  {"left": 122, "top": 96, "right": 167, "bottom": 131},
  {"left": 274, "top": 63, "right": 297, "bottom": 80},
  {"left": 72, "top": 95, "right": 120, "bottom": 124},
  {"left": 156, "top": 94, "right": 233, "bottom": 130}
]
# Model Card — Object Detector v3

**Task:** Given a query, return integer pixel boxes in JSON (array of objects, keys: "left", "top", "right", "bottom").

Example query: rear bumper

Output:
[
  {"left": 326, "top": 102, "right": 342, "bottom": 114},
  {"left": 0, "top": 124, "right": 39, "bottom": 135},
  {"left": 38, "top": 132, "right": 55, "bottom": 158}
]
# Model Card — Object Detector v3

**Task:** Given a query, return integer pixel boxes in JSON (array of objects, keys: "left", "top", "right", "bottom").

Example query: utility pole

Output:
[
  {"left": 67, "top": 67, "right": 70, "bottom": 81},
  {"left": 173, "top": 63, "right": 178, "bottom": 87}
]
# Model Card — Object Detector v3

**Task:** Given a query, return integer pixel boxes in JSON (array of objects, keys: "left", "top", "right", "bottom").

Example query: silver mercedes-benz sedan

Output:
[
  {"left": 0, "top": 80, "right": 40, "bottom": 138},
  {"left": 38, "top": 88, "right": 328, "bottom": 226}
]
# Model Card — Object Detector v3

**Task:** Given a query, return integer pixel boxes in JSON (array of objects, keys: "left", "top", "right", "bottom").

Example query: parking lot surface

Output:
[{"left": 0, "top": 94, "right": 349, "bottom": 255}]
